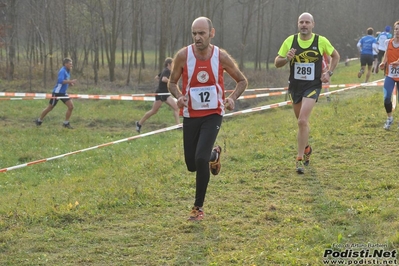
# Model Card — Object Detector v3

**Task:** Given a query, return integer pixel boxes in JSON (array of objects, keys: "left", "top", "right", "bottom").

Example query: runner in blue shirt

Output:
[
  {"left": 357, "top": 27, "right": 378, "bottom": 82},
  {"left": 35, "top": 58, "right": 77, "bottom": 129}
]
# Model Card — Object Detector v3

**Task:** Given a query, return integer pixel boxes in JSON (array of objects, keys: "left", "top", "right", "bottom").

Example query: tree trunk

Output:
[
  {"left": 158, "top": 0, "right": 168, "bottom": 73},
  {"left": 126, "top": 0, "right": 138, "bottom": 85},
  {"left": 6, "top": 0, "right": 16, "bottom": 81},
  {"left": 99, "top": 0, "right": 122, "bottom": 82}
]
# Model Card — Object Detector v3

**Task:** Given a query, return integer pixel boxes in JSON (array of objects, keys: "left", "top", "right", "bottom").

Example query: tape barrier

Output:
[
  {"left": 226, "top": 81, "right": 383, "bottom": 93},
  {"left": 0, "top": 92, "right": 156, "bottom": 101},
  {"left": 323, "top": 81, "right": 383, "bottom": 89},
  {"left": 0, "top": 96, "right": 156, "bottom": 101},
  {"left": 0, "top": 124, "right": 182, "bottom": 173},
  {"left": 0, "top": 79, "right": 384, "bottom": 172},
  {"left": 0, "top": 97, "right": 50, "bottom": 101},
  {"left": 224, "top": 79, "right": 386, "bottom": 119},
  {"left": 237, "top": 91, "right": 286, "bottom": 99},
  {"left": 0, "top": 81, "right": 384, "bottom": 102},
  {"left": 0, "top": 92, "right": 288, "bottom": 101}
]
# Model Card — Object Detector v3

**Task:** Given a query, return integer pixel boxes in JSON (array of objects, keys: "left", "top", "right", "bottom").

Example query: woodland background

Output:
[{"left": 0, "top": 0, "right": 397, "bottom": 91}]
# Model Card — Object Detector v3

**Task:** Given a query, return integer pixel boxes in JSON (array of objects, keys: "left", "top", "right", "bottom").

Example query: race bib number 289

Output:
[
  {"left": 294, "top": 62, "right": 315, "bottom": 81},
  {"left": 189, "top": 85, "right": 218, "bottom": 110}
]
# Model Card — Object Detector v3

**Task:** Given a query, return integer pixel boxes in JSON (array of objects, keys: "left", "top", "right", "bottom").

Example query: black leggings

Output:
[{"left": 183, "top": 114, "right": 222, "bottom": 207}]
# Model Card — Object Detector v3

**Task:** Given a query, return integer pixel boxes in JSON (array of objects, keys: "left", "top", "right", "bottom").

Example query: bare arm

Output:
[
  {"left": 63, "top": 79, "right": 77, "bottom": 86},
  {"left": 274, "top": 48, "right": 297, "bottom": 68},
  {"left": 373, "top": 43, "right": 379, "bottom": 55},
  {"left": 168, "top": 48, "right": 186, "bottom": 107},
  {"left": 321, "top": 49, "right": 340, "bottom": 83},
  {"left": 328, "top": 49, "right": 340, "bottom": 73},
  {"left": 161, "top": 76, "right": 169, "bottom": 83},
  {"left": 380, "top": 40, "right": 390, "bottom": 68},
  {"left": 381, "top": 50, "right": 387, "bottom": 66},
  {"left": 220, "top": 49, "right": 248, "bottom": 110}
]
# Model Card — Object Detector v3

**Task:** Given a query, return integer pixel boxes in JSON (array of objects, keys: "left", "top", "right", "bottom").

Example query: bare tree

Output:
[
  {"left": 82, "top": 0, "right": 102, "bottom": 85},
  {"left": 62, "top": 0, "right": 68, "bottom": 58},
  {"left": 254, "top": 0, "right": 264, "bottom": 71},
  {"left": 98, "top": 0, "right": 123, "bottom": 82},
  {"left": 126, "top": 0, "right": 139, "bottom": 85},
  {"left": 157, "top": 0, "right": 168, "bottom": 74},
  {"left": 44, "top": 0, "right": 55, "bottom": 81},
  {"left": 5, "top": 0, "right": 16, "bottom": 80},
  {"left": 238, "top": 0, "right": 256, "bottom": 70},
  {"left": 263, "top": 0, "right": 276, "bottom": 70}
]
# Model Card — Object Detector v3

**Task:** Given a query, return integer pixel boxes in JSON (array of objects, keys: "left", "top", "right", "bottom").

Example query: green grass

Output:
[{"left": 0, "top": 60, "right": 397, "bottom": 265}]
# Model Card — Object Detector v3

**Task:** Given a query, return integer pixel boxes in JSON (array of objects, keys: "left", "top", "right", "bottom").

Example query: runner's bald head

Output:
[
  {"left": 298, "top": 12, "right": 314, "bottom": 23},
  {"left": 192, "top": 16, "right": 213, "bottom": 32}
]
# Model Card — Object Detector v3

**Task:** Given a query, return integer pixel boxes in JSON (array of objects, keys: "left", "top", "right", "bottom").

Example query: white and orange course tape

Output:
[
  {"left": 226, "top": 81, "right": 383, "bottom": 92},
  {"left": 0, "top": 80, "right": 384, "bottom": 172},
  {"left": 323, "top": 81, "right": 383, "bottom": 89},
  {"left": 0, "top": 92, "right": 288, "bottom": 101},
  {"left": 0, "top": 96, "right": 157, "bottom": 101},
  {"left": 0, "top": 97, "right": 50, "bottom": 101},
  {"left": 0, "top": 124, "right": 182, "bottom": 173},
  {"left": 0, "top": 92, "right": 171, "bottom": 98},
  {"left": 0, "top": 81, "right": 383, "bottom": 101},
  {"left": 225, "top": 82, "right": 375, "bottom": 117},
  {"left": 0, "top": 92, "right": 156, "bottom": 101},
  {"left": 0, "top": 92, "right": 169, "bottom": 101}
]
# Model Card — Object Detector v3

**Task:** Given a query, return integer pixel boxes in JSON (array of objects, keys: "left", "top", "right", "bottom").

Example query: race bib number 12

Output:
[{"left": 189, "top": 85, "right": 218, "bottom": 110}]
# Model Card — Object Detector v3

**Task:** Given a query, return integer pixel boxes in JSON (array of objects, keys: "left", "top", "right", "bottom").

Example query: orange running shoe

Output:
[
  {"left": 209, "top": 145, "right": 222, "bottom": 175},
  {"left": 303, "top": 145, "right": 312, "bottom": 166},
  {"left": 188, "top": 206, "right": 204, "bottom": 221}
]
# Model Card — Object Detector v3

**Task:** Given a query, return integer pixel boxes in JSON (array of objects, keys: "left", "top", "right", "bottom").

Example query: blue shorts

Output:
[{"left": 360, "top": 54, "right": 374, "bottom": 66}]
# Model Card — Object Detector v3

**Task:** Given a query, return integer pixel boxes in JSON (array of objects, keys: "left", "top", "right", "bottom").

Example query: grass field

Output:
[{"left": 0, "top": 60, "right": 398, "bottom": 265}]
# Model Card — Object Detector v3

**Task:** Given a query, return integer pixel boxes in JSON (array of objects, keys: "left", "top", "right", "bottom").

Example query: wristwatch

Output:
[{"left": 327, "top": 71, "right": 333, "bottom": 76}]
